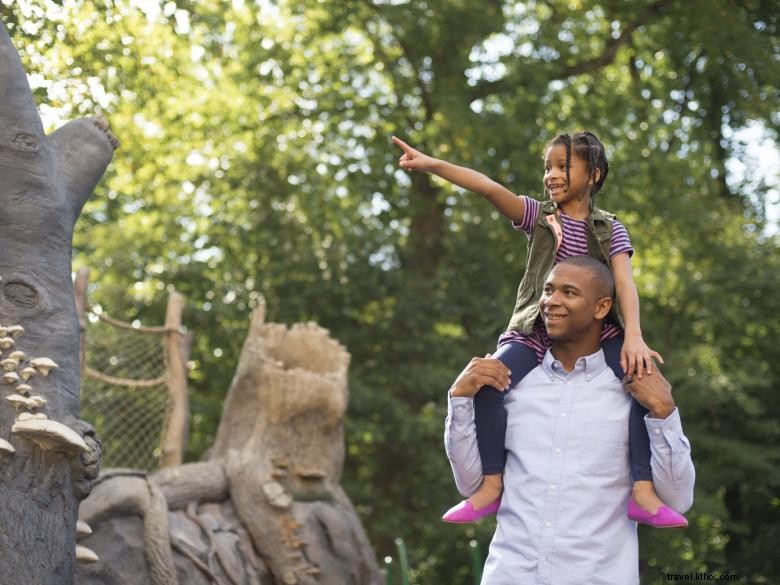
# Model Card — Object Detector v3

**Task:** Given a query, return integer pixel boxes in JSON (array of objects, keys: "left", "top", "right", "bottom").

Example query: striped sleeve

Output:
[
  {"left": 511, "top": 196, "right": 539, "bottom": 237},
  {"left": 609, "top": 220, "right": 634, "bottom": 258}
]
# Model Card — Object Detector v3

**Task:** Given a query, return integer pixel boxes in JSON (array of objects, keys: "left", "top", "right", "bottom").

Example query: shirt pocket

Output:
[{"left": 579, "top": 421, "right": 628, "bottom": 478}]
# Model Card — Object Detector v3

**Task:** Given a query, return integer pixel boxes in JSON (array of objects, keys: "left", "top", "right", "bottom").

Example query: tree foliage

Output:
[{"left": 3, "top": 0, "right": 778, "bottom": 582}]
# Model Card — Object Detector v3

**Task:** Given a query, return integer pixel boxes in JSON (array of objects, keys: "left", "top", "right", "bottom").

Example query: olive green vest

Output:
[{"left": 506, "top": 201, "right": 623, "bottom": 334}]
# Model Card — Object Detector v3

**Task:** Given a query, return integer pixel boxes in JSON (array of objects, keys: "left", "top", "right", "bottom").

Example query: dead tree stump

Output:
[
  {"left": 77, "top": 303, "right": 382, "bottom": 585},
  {"left": 0, "top": 20, "right": 116, "bottom": 584}
]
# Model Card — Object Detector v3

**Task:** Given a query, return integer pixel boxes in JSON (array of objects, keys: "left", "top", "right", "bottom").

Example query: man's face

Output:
[{"left": 539, "top": 263, "right": 608, "bottom": 342}]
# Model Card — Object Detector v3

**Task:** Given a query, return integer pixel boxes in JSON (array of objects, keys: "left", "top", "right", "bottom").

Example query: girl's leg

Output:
[
  {"left": 467, "top": 342, "right": 538, "bottom": 509},
  {"left": 602, "top": 335, "right": 686, "bottom": 526},
  {"left": 601, "top": 336, "right": 652, "bottom": 483}
]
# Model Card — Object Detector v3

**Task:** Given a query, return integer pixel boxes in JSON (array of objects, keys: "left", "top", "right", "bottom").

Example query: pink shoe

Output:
[
  {"left": 442, "top": 498, "right": 500, "bottom": 524},
  {"left": 627, "top": 499, "right": 688, "bottom": 528}
]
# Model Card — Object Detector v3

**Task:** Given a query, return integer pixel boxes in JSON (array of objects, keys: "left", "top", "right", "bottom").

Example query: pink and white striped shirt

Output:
[{"left": 498, "top": 196, "right": 634, "bottom": 360}]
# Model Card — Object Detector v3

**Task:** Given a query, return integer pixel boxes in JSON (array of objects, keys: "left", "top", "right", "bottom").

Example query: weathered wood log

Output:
[
  {"left": 0, "top": 19, "right": 116, "bottom": 583},
  {"left": 76, "top": 303, "right": 382, "bottom": 585}
]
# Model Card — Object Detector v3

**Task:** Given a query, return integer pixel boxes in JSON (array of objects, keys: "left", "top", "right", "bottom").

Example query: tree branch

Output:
[
  {"left": 555, "top": 0, "right": 670, "bottom": 79},
  {"left": 356, "top": 0, "right": 435, "bottom": 121}
]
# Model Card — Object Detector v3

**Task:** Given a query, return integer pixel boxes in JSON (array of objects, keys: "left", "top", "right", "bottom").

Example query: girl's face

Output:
[{"left": 543, "top": 143, "right": 596, "bottom": 204}]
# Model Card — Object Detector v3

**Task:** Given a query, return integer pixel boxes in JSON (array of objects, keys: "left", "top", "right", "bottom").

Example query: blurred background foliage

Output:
[{"left": 2, "top": 0, "right": 778, "bottom": 582}]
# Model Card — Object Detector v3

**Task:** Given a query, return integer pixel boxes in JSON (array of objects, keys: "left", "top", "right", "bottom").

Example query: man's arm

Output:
[
  {"left": 444, "top": 356, "right": 511, "bottom": 496},
  {"left": 624, "top": 367, "right": 695, "bottom": 513}
]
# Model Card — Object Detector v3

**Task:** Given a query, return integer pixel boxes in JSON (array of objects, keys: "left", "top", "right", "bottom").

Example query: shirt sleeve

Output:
[
  {"left": 609, "top": 220, "right": 634, "bottom": 258},
  {"left": 510, "top": 196, "right": 539, "bottom": 237},
  {"left": 645, "top": 407, "right": 695, "bottom": 513},
  {"left": 443, "top": 392, "right": 484, "bottom": 497}
]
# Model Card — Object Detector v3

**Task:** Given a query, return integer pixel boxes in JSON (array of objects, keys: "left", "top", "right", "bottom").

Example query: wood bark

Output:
[
  {"left": 160, "top": 291, "right": 190, "bottom": 468},
  {"left": 0, "top": 20, "right": 116, "bottom": 583},
  {"left": 76, "top": 302, "right": 383, "bottom": 585}
]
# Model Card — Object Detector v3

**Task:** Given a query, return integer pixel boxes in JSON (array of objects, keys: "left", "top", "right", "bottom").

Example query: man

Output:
[{"left": 444, "top": 256, "right": 695, "bottom": 584}]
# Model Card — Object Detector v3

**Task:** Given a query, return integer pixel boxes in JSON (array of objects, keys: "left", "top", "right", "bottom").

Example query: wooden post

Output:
[
  {"left": 160, "top": 291, "right": 190, "bottom": 468},
  {"left": 74, "top": 267, "right": 89, "bottom": 374}
]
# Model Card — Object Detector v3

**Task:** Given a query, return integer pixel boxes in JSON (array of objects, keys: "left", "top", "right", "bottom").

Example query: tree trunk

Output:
[
  {"left": 0, "top": 20, "right": 116, "bottom": 583},
  {"left": 76, "top": 302, "right": 383, "bottom": 585}
]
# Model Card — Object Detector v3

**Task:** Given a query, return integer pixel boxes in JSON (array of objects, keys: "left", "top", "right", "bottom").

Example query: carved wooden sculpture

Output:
[
  {"left": 0, "top": 20, "right": 116, "bottom": 583},
  {"left": 77, "top": 303, "right": 383, "bottom": 585}
]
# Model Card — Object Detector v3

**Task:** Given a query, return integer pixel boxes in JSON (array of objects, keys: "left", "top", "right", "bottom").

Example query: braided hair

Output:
[{"left": 547, "top": 131, "right": 609, "bottom": 207}]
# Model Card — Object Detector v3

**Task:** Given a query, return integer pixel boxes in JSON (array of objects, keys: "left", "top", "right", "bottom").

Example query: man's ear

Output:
[{"left": 594, "top": 296, "right": 612, "bottom": 319}]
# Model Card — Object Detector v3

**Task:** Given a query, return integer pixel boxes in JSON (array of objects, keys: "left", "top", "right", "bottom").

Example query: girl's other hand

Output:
[
  {"left": 392, "top": 135, "right": 437, "bottom": 173},
  {"left": 620, "top": 334, "right": 664, "bottom": 379}
]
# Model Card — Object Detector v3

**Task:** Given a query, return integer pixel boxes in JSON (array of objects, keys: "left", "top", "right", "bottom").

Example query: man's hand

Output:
[
  {"left": 392, "top": 136, "right": 438, "bottom": 173},
  {"left": 624, "top": 364, "right": 676, "bottom": 419},
  {"left": 450, "top": 354, "right": 511, "bottom": 398}
]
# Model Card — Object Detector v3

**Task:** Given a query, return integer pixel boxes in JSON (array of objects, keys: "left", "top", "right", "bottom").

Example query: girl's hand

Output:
[
  {"left": 621, "top": 334, "right": 664, "bottom": 379},
  {"left": 392, "top": 136, "right": 437, "bottom": 173}
]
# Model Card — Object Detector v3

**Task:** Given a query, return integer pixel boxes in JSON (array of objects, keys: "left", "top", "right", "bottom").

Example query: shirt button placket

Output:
[{"left": 540, "top": 378, "right": 572, "bottom": 583}]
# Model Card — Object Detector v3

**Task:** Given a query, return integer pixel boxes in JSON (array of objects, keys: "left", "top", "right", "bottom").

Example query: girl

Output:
[{"left": 392, "top": 132, "right": 688, "bottom": 528}]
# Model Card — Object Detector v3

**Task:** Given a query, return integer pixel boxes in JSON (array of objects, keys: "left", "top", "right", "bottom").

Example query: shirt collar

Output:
[{"left": 541, "top": 348, "right": 608, "bottom": 380}]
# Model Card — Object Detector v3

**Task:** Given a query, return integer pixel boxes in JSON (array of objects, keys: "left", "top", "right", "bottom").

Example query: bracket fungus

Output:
[
  {"left": 76, "top": 520, "right": 93, "bottom": 538},
  {"left": 2, "top": 372, "right": 19, "bottom": 385},
  {"left": 29, "top": 358, "right": 59, "bottom": 376},
  {"left": 11, "top": 417, "right": 88, "bottom": 453},
  {"left": 19, "top": 367, "right": 36, "bottom": 381},
  {"left": 6, "top": 394, "right": 47, "bottom": 410},
  {"left": 0, "top": 337, "right": 14, "bottom": 350},
  {"left": 17, "top": 412, "right": 48, "bottom": 422},
  {"left": 1, "top": 358, "right": 19, "bottom": 371},
  {"left": 14, "top": 383, "right": 32, "bottom": 396},
  {"left": 5, "top": 326, "right": 24, "bottom": 338},
  {"left": 8, "top": 351, "right": 25, "bottom": 361},
  {"left": 0, "top": 438, "right": 14, "bottom": 455},
  {"left": 75, "top": 545, "right": 99, "bottom": 564}
]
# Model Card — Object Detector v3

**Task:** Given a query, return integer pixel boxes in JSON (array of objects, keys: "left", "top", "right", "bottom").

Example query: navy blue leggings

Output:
[{"left": 472, "top": 335, "right": 652, "bottom": 482}]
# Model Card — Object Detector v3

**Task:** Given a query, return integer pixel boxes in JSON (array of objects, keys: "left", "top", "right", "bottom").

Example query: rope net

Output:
[{"left": 80, "top": 307, "right": 173, "bottom": 471}]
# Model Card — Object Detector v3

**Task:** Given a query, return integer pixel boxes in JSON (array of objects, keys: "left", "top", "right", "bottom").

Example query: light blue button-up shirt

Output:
[{"left": 445, "top": 349, "right": 695, "bottom": 585}]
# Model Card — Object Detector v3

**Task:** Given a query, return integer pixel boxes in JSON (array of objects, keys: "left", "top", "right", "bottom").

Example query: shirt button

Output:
[
  {"left": 560, "top": 412, "right": 567, "bottom": 418},
  {"left": 654, "top": 429, "right": 661, "bottom": 434},
  {"left": 549, "top": 484, "right": 556, "bottom": 491},
  {"left": 545, "top": 521, "right": 552, "bottom": 527},
  {"left": 554, "top": 448, "right": 561, "bottom": 454},
  {"left": 586, "top": 376, "right": 591, "bottom": 381}
]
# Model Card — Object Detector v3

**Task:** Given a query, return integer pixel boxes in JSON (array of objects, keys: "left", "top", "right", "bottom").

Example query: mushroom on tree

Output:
[
  {"left": 11, "top": 417, "right": 89, "bottom": 453},
  {"left": 0, "top": 439, "right": 14, "bottom": 455},
  {"left": 0, "top": 337, "right": 14, "bottom": 349},
  {"left": 1, "top": 358, "right": 19, "bottom": 371},
  {"left": 29, "top": 357, "right": 59, "bottom": 376},
  {"left": 8, "top": 351, "right": 25, "bottom": 361},
  {"left": 15, "top": 383, "right": 32, "bottom": 395},
  {"left": 5, "top": 326, "right": 24, "bottom": 338},
  {"left": 75, "top": 545, "right": 98, "bottom": 564},
  {"left": 19, "top": 367, "right": 35, "bottom": 381},
  {"left": 2, "top": 372, "right": 19, "bottom": 385},
  {"left": 6, "top": 394, "right": 47, "bottom": 410},
  {"left": 17, "top": 412, "right": 48, "bottom": 422},
  {"left": 76, "top": 520, "right": 92, "bottom": 538}
]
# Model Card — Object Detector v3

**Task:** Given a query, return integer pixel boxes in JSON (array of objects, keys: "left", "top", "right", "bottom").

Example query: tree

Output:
[{"left": 0, "top": 19, "right": 115, "bottom": 583}]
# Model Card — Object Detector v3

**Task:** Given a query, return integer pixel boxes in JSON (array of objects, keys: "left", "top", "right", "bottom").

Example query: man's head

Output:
[{"left": 538, "top": 256, "right": 614, "bottom": 342}]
